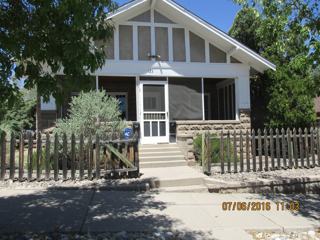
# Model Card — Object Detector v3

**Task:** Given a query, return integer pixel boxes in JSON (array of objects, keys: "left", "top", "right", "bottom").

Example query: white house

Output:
[{"left": 40, "top": 0, "right": 275, "bottom": 144}]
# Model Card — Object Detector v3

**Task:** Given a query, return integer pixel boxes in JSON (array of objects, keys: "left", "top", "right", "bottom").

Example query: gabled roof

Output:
[{"left": 107, "top": 0, "right": 276, "bottom": 73}]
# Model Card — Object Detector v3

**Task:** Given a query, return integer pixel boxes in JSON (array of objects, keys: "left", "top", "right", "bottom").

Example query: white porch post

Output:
[
  {"left": 235, "top": 73, "right": 251, "bottom": 120},
  {"left": 96, "top": 75, "right": 99, "bottom": 91},
  {"left": 135, "top": 76, "right": 140, "bottom": 122},
  {"left": 201, "top": 78, "right": 205, "bottom": 120}
]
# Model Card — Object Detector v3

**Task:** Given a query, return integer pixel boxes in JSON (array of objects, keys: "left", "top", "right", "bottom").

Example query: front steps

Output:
[
  {"left": 139, "top": 144, "right": 208, "bottom": 192},
  {"left": 139, "top": 144, "right": 186, "bottom": 168}
]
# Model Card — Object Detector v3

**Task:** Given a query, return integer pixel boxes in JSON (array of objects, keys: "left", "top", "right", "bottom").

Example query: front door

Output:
[{"left": 140, "top": 81, "right": 169, "bottom": 144}]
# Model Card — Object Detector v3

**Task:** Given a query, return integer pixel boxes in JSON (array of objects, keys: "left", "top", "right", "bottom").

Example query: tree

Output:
[
  {"left": 0, "top": 1, "right": 116, "bottom": 106},
  {"left": 230, "top": 0, "right": 320, "bottom": 128},
  {"left": 54, "top": 90, "right": 126, "bottom": 139},
  {"left": 0, "top": 88, "right": 36, "bottom": 134}
]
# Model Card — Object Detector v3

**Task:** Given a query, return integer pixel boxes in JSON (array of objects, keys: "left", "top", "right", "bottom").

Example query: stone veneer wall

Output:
[{"left": 175, "top": 109, "right": 251, "bottom": 163}]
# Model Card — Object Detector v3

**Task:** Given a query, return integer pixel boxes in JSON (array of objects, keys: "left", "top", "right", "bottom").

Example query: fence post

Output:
[
  {"left": 36, "top": 131, "right": 42, "bottom": 181},
  {"left": 264, "top": 129, "right": 269, "bottom": 171},
  {"left": 27, "top": 132, "right": 33, "bottom": 181},
  {"left": 304, "top": 128, "right": 310, "bottom": 168},
  {"left": 310, "top": 127, "right": 315, "bottom": 167},
  {"left": 233, "top": 130, "right": 238, "bottom": 173},
  {"left": 220, "top": 131, "right": 224, "bottom": 174},
  {"left": 317, "top": 128, "right": 320, "bottom": 166},
  {"left": 202, "top": 132, "right": 211, "bottom": 176},
  {"left": 227, "top": 131, "right": 231, "bottom": 173},
  {"left": 71, "top": 134, "right": 76, "bottom": 180},
  {"left": 1, "top": 132, "right": 6, "bottom": 180},
  {"left": 19, "top": 132, "right": 24, "bottom": 181},
  {"left": 134, "top": 139, "right": 139, "bottom": 177},
  {"left": 287, "top": 129, "right": 293, "bottom": 169},
  {"left": 299, "top": 128, "right": 304, "bottom": 167},
  {"left": 79, "top": 134, "right": 84, "bottom": 180},
  {"left": 258, "top": 129, "right": 262, "bottom": 171},
  {"left": 88, "top": 135, "right": 93, "bottom": 180},
  {"left": 252, "top": 129, "right": 256, "bottom": 172},
  {"left": 62, "top": 133, "right": 68, "bottom": 180},
  {"left": 45, "top": 133, "right": 50, "bottom": 180},
  {"left": 293, "top": 128, "right": 298, "bottom": 168},
  {"left": 281, "top": 128, "right": 287, "bottom": 169},
  {"left": 276, "top": 128, "right": 281, "bottom": 169},
  {"left": 239, "top": 130, "right": 244, "bottom": 172},
  {"left": 9, "top": 133, "right": 15, "bottom": 180},
  {"left": 95, "top": 134, "right": 100, "bottom": 179},
  {"left": 53, "top": 133, "right": 59, "bottom": 181},
  {"left": 246, "top": 130, "right": 250, "bottom": 172},
  {"left": 270, "top": 129, "right": 274, "bottom": 170}
]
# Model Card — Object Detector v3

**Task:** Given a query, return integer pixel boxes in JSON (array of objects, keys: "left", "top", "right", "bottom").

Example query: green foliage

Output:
[
  {"left": 0, "top": 0, "right": 117, "bottom": 104},
  {"left": 0, "top": 88, "right": 36, "bottom": 134},
  {"left": 54, "top": 90, "right": 126, "bottom": 139},
  {"left": 193, "top": 134, "right": 232, "bottom": 164},
  {"left": 229, "top": 0, "right": 320, "bottom": 128}
]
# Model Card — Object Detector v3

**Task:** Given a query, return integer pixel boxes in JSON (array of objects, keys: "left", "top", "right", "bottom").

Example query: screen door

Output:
[{"left": 140, "top": 81, "right": 169, "bottom": 144}]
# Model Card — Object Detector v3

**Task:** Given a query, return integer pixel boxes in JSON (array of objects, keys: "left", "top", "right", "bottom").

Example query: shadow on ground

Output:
[
  {"left": 0, "top": 186, "right": 215, "bottom": 239},
  {"left": 244, "top": 193, "right": 320, "bottom": 221}
]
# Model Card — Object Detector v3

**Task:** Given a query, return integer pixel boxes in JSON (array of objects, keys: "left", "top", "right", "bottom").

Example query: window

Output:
[
  {"left": 107, "top": 92, "right": 128, "bottom": 120},
  {"left": 119, "top": 25, "right": 133, "bottom": 60}
]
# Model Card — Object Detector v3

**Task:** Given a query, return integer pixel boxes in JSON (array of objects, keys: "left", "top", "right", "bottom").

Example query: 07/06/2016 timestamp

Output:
[{"left": 222, "top": 201, "right": 300, "bottom": 212}]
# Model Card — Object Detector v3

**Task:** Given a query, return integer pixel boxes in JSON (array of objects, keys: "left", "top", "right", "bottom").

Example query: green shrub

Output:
[
  {"left": 193, "top": 134, "right": 233, "bottom": 164},
  {"left": 54, "top": 90, "right": 126, "bottom": 139}
]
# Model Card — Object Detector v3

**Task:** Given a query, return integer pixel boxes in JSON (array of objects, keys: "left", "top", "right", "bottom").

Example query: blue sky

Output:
[{"left": 115, "top": 0, "right": 241, "bottom": 33}]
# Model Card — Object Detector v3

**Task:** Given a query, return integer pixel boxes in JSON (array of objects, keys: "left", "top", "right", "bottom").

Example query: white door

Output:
[{"left": 140, "top": 81, "right": 169, "bottom": 144}]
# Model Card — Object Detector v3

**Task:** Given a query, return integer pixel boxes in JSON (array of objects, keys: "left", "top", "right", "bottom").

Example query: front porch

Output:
[{"left": 97, "top": 75, "right": 251, "bottom": 144}]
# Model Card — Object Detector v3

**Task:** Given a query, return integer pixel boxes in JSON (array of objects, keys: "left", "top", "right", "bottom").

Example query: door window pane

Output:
[
  {"left": 160, "top": 121, "right": 166, "bottom": 136},
  {"left": 152, "top": 122, "right": 158, "bottom": 136},
  {"left": 143, "top": 85, "right": 165, "bottom": 112},
  {"left": 144, "top": 122, "right": 150, "bottom": 137}
]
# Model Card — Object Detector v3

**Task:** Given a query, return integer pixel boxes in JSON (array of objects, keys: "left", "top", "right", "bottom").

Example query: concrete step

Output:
[
  {"left": 140, "top": 155, "right": 185, "bottom": 161},
  {"left": 140, "top": 160, "right": 187, "bottom": 168},
  {"left": 139, "top": 151, "right": 183, "bottom": 156},
  {"left": 155, "top": 185, "right": 208, "bottom": 193},
  {"left": 139, "top": 145, "right": 180, "bottom": 151}
]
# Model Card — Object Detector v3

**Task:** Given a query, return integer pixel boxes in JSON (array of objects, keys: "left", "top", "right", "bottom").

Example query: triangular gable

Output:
[{"left": 107, "top": 0, "right": 276, "bottom": 72}]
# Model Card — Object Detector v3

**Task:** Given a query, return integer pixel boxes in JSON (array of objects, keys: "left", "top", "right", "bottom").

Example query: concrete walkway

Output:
[{"left": 0, "top": 189, "right": 319, "bottom": 239}]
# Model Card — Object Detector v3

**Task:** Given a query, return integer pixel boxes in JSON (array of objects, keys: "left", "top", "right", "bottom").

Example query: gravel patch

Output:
[
  {"left": 0, "top": 177, "right": 149, "bottom": 190},
  {"left": 250, "top": 229, "right": 320, "bottom": 240},
  {"left": 194, "top": 165, "right": 320, "bottom": 183},
  {"left": 212, "top": 167, "right": 320, "bottom": 183}
]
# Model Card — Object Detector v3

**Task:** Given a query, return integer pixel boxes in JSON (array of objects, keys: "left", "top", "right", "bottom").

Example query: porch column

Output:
[
  {"left": 235, "top": 74, "right": 251, "bottom": 120},
  {"left": 96, "top": 75, "right": 99, "bottom": 91}
]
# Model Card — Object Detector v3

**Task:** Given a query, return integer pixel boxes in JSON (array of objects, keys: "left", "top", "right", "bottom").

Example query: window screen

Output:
[
  {"left": 138, "top": 26, "right": 151, "bottom": 60},
  {"left": 189, "top": 32, "right": 205, "bottom": 62},
  {"left": 105, "top": 34, "right": 114, "bottom": 59},
  {"left": 169, "top": 78, "right": 203, "bottom": 120},
  {"left": 210, "top": 44, "right": 227, "bottom": 63},
  {"left": 119, "top": 25, "right": 133, "bottom": 60},
  {"left": 155, "top": 27, "right": 169, "bottom": 61},
  {"left": 173, "top": 28, "right": 186, "bottom": 62}
]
